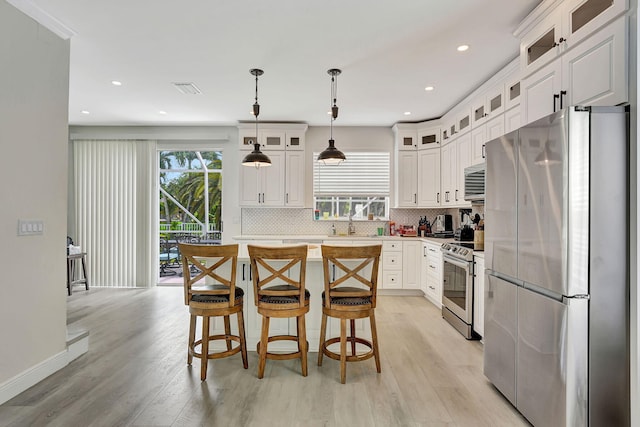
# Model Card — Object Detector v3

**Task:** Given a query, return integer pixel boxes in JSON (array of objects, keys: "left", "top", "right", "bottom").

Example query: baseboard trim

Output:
[{"left": 0, "top": 331, "right": 89, "bottom": 405}]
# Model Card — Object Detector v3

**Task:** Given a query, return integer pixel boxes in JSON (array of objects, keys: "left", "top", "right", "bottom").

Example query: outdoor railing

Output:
[{"left": 159, "top": 223, "right": 219, "bottom": 232}]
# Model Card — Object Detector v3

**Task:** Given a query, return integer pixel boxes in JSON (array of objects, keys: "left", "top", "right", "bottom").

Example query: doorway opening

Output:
[{"left": 158, "top": 150, "right": 222, "bottom": 284}]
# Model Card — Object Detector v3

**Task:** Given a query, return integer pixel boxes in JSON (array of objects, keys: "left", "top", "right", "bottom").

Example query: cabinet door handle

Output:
[
  {"left": 437, "top": 192, "right": 440, "bottom": 203},
  {"left": 553, "top": 93, "right": 560, "bottom": 112},
  {"left": 482, "top": 144, "right": 486, "bottom": 159},
  {"left": 249, "top": 265, "right": 252, "bottom": 281},
  {"left": 286, "top": 193, "right": 289, "bottom": 204},
  {"left": 455, "top": 190, "right": 459, "bottom": 201},
  {"left": 560, "top": 90, "right": 567, "bottom": 109},
  {"left": 414, "top": 193, "right": 417, "bottom": 204},
  {"left": 257, "top": 192, "right": 261, "bottom": 203}
]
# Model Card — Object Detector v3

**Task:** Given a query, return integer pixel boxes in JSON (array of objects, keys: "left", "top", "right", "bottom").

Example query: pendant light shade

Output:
[
  {"left": 318, "top": 139, "right": 346, "bottom": 164},
  {"left": 242, "top": 143, "right": 271, "bottom": 167},
  {"left": 318, "top": 68, "right": 346, "bottom": 165},
  {"left": 534, "top": 140, "right": 562, "bottom": 165},
  {"left": 242, "top": 68, "right": 271, "bottom": 168}
]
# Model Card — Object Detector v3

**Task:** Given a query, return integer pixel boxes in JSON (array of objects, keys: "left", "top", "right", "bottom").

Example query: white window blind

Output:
[{"left": 313, "top": 152, "right": 390, "bottom": 196}]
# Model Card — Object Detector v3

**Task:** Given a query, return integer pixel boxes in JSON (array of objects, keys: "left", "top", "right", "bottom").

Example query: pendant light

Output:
[
  {"left": 242, "top": 68, "right": 272, "bottom": 168},
  {"left": 317, "top": 68, "right": 346, "bottom": 165}
]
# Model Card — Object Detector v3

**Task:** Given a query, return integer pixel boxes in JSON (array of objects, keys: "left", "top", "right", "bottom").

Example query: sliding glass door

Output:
[{"left": 158, "top": 150, "right": 222, "bottom": 282}]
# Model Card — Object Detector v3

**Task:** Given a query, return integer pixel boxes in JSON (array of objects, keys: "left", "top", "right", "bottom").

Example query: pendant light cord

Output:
[{"left": 330, "top": 72, "right": 338, "bottom": 140}]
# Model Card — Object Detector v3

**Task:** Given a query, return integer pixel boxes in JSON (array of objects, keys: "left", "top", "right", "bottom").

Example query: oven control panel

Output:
[{"left": 441, "top": 243, "right": 473, "bottom": 261}]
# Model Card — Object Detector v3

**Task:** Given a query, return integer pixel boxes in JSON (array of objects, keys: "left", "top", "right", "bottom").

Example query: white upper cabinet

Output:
[
  {"left": 521, "top": 58, "right": 562, "bottom": 124},
  {"left": 472, "top": 84, "right": 505, "bottom": 128},
  {"left": 456, "top": 108, "right": 472, "bottom": 136},
  {"left": 417, "top": 148, "right": 441, "bottom": 207},
  {"left": 240, "top": 151, "right": 286, "bottom": 206},
  {"left": 521, "top": 16, "right": 627, "bottom": 124},
  {"left": 441, "top": 114, "right": 457, "bottom": 144},
  {"left": 396, "top": 151, "right": 418, "bottom": 207},
  {"left": 441, "top": 133, "right": 472, "bottom": 207},
  {"left": 505, "top": 107, "right": 522, "bottom": 134},
  {"left": 239, "top": 124, "right": 308, "bottom": 151},
  {"left": 395, "top": 122, "right": 442, "bottom": 208},
  {"left": 395, "top": 126, "right": 418, "bottom": 151},
  {"left": 238, "top": 123, "right": 307, "bottom": 207},
  {"left": 417, "top": 125, "right": 441, "bottom": 150},
  {"left": 563, "top": 0, "right": 628, "bottom": 48},
  {"left": 561, "top": 15, "right": 627, "bottom": 107},
  {"left": 284, "top": 151, "right": 305, "bottom": 207},
  {"left": 505, "top": 76, "right": 522, "bottom": 111},
  {"left": 521, "top": 11, "right": 563, "bottom": 74},
  {"left": 519, "top": 0, "right": 627, "bottom": 75},
  {"left": 471, "top": 125, "right": 486, "bottom": 166},
  {"left": 285, "top": 130, "right": 305, "bottom": 151}
]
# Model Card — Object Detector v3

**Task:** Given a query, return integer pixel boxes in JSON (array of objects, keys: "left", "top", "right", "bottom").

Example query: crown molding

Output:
[{"left": 7, "top": 0, "right": 75, "bottom": 39}]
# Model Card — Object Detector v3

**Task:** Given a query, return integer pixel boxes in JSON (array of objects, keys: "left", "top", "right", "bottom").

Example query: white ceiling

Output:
[{"left": 15, "top": 0, "right": 541, "bottom": 127}]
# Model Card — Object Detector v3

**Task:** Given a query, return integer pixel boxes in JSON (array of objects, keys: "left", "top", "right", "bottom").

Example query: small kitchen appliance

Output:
[{"left": 432, "top": 214, "right": 452, "bottom": 234}]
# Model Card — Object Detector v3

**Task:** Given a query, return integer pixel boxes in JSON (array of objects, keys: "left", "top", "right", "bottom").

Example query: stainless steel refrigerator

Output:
[{"left": 484, "top": 106, "right": 629, "bottom": 426}]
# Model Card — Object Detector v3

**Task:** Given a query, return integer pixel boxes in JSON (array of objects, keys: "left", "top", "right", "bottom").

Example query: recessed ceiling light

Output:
[
  {"left": 80, "top": 110, "right": 90, "bottom": 114},
  {"left": 425, "top": 86, "right": 434, "bottom": 91},
  {"left": 404, "top": 112, "right": 411, "bottom": 116},
  {"left": 159, "top": 110, "right": 167, "bottom": 115},
  {"left": 111, "top": 80, "right": 122, "bottom": 86},
  {"left": 457, "top": 45, "right": 469, "bottom": 52}
]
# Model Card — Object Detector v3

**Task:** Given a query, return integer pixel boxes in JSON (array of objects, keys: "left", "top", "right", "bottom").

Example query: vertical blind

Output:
[
  {"left": 73, "top": 140, "right": 154, "bottom": 287},
  {"left": 313, "top": 152, "right": 390, "bottom": 196}
]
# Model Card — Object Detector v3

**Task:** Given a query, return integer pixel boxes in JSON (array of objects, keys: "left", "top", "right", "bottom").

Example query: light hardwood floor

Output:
[{"left": 0, "top": 287, "right": 530, "bottom": 427}]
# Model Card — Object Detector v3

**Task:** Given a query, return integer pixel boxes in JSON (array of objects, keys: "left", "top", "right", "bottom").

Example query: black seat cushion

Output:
[
  {"left": 259, "top": 285, "right": 310, "bottom": 304},
  {"left": 321, "top": 289, "right": 372, "bottom": 306},
  {"left": 191, "top": 286, "right": 244, "bottom": 304}
]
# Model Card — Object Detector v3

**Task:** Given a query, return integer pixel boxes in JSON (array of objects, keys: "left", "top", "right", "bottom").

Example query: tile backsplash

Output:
[{"left": 241, "top": 205, "right": 484, "bottom": 236}]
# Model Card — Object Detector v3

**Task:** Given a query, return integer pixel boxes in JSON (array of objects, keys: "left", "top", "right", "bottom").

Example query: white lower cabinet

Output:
[
  {"left": 424, "top": 242, "right": 443, "bottom": 307},
  {"left": 473, "top": 255, "right": 485, "bottom": 338},
  {"left": 402, "top": 241, "right": 421, "bottom": 289},
  {"left": 382, "top": 241, "right": 403, "bottom": 289},
  {"left": 381, "top": 240, "right": 423, "bottom": 290}
]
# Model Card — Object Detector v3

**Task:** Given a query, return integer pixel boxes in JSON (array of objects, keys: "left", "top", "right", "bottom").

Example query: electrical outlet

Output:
[{"left": 18, "top": 220, "right": 44, "bottom": 236}]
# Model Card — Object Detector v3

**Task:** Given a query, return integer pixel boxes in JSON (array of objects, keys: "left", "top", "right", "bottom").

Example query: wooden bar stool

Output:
[
  {"left": 318, "top": 244, "right": 382, "bottom": 384},
  {"left": 248, "top": 244, "right": 309, "bottom": 379},
  {"left": 178, "top": 243, "right": 248, "bottom": 381}
]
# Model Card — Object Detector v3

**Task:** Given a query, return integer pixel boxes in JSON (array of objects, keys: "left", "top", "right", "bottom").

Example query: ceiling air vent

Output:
[{"left": 172, "top": 82, "right": 202, "bottom": 95}]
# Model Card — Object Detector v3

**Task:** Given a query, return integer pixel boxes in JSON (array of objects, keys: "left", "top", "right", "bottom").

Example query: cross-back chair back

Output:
[
  {"left": 248, "top": 244, "right": 310, "bottom": 379},
  {"left": 318, "top": 244, "right": 382, "bottom": 384},
  {"left": 180, "top": 243, "right": 238, "bottom": 307},
  {"left": 321, "top": 244, "right": 381, "bottom": 309},
  {"left": 177, "top": 243, "right": 247, "bottom": 381}
]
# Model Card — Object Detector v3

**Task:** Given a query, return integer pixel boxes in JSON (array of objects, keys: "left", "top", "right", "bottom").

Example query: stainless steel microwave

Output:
[{"left": 464, "top": 163, "right": 485, "bottom": 201}]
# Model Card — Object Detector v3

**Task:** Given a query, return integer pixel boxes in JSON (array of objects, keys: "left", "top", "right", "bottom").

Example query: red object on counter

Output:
[{"left": 389, "top": 221, "right": 396, "bottom": 236}]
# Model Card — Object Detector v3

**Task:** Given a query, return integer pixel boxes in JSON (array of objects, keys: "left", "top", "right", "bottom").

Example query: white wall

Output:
[{"left": 0, "top": 0, "right": 70, "bottom": 385}]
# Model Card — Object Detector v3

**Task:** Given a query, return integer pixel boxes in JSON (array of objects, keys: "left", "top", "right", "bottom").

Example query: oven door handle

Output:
[{"left": 442, "top": 254, "right": 470, "bottom": 270}]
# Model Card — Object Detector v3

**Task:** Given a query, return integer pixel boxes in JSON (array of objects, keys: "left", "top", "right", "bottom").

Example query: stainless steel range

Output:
[{"left": 440, "top": 242, "right": 478, "bottom": 339}]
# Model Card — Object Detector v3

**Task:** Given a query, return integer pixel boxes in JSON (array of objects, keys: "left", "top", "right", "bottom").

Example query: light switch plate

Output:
[{"left": 18, "top": 219, "right": 44, "bottom": 236}]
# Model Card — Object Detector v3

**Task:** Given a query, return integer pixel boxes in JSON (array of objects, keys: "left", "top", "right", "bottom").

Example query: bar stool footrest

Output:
[
  {"left": 321, "top": 336, "right": 375, "bottom": 362},
  {"left": 257, "top": 335, "right": 309, "bottom": 361},
  {"left": 190, "top": 334, "right": 243, "bottom": 360}
]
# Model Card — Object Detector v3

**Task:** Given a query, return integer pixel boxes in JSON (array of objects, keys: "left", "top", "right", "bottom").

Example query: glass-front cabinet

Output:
[{"left": 519, "top": 0, "right": 627, "bottom": 74}]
